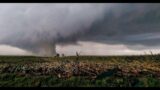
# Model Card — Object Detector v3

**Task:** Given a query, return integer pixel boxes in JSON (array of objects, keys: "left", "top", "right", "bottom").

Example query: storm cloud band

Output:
[{"left": 0, "top": 3, "right": 160, "bottom": 56}]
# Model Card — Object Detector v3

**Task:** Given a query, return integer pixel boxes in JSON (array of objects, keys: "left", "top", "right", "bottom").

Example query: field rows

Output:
[{"left": 0, "top": 55, "right": 160, "bottom": 87}]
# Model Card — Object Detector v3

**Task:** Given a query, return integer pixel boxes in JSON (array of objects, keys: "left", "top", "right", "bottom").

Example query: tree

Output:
[{"left": 56, "top": 53, "right": 60, "bottom": 57}]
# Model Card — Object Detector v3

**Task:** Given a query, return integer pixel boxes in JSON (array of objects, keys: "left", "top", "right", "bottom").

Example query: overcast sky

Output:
[{"left": 0, "top": 3, "right": 160, "bottom": 56}]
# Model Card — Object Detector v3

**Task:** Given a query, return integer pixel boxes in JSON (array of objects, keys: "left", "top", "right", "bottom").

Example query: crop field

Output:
[{"left": 0, "top": 55, "right": 160, "bottom": 87}]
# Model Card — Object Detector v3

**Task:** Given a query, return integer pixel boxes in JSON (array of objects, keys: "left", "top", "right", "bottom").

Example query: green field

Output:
[{"left": 0, "top": 55, "right": 160, "bottom": 87}]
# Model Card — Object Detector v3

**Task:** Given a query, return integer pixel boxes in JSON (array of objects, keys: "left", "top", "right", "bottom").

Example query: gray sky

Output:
[{"left": 0, "top": 3, "right": 160, "bottom": 56}]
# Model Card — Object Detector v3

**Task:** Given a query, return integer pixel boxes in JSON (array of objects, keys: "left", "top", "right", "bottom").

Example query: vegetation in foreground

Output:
[{"left": 0, "top": 55, "right": 159, "bottom": 87}]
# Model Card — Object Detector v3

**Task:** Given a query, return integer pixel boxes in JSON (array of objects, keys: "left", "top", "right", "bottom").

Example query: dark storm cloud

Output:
[
  {"left": 0, "top": 3, "right": 160, "bottom": 56},
  {"left": 78, "top": 3, "right": 160, "bottom": 50}
]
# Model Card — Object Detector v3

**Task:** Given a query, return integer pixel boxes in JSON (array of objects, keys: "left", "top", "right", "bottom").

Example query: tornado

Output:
[{"left": 0, "top": 3, "right": 108, "bottom": 56}]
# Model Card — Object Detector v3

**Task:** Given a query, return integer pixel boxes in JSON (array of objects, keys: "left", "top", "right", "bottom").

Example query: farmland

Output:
[{"left": 0, "top": 55, "right": 160, "bottom": 87}]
